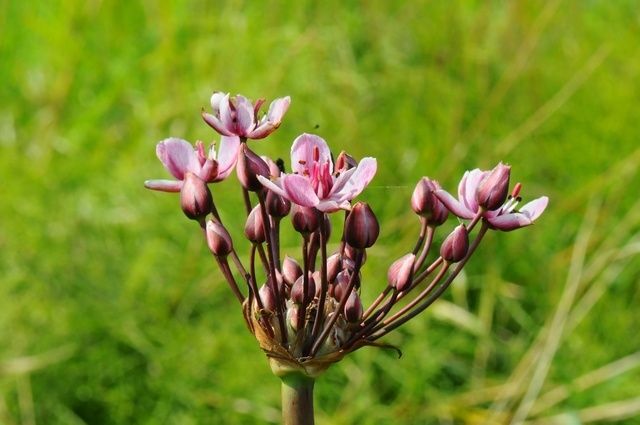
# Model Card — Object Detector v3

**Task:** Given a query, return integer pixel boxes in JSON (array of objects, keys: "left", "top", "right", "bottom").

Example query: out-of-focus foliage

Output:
[{"left": 1, "top": 1, "right": 639, "bottom": 424}]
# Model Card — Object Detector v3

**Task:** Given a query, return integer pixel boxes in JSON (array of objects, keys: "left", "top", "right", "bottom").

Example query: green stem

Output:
[{"left": 281, "top": 374, "right": 315, "bottom": 425}]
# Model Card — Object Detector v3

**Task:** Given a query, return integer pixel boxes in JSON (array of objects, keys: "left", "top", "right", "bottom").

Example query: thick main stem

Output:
[{"left": 281, "top": 375, "right": 315, "bottom": 425}]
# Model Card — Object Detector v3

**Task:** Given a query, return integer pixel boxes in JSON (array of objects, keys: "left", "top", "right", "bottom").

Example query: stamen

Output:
[
  {"left": 511, "top": 182, "right": 522, "bottom": 198},
  {"left": 313, "top": 146, "right": 320, "bottom": 162}
]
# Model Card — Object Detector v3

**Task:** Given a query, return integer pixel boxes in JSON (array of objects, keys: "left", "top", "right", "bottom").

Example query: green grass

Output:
[{"left": 1, "top": 0, "right": 639, "bottom": 423}]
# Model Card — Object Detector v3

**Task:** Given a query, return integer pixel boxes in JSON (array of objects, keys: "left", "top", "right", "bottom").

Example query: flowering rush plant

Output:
[{"left": 145, "top": 91, "right": 548, "bottom": 424}]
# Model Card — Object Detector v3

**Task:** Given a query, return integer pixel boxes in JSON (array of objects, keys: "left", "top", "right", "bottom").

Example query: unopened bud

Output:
[
  {"left": 344, "top": 291, "right": 363, "bottom": 323},
  {"left": 411, "top": 177, "right": 449, "bottom": 226},
  {"left": 326, "top": 253, "right": 342, "bottom": 283},
  {"left": 287, "top": 305, "right": 301, "bottom": 331},
  {"left": 180, "top": 172, "right": 212, "bottom": 220},
  {"left": 344, "top": 202, "right": 379, "bottom": 249},
  {"left": 206, "top": 220, "right": 233, "bottom": 257},
  {"left": 244, "top": 205, "right": 266, "bottom": 243},
  {"left": 335, "top": 151, "right": 357, "bottom": 173},
  {"left": 388, "top": 253, "right": 415, "bottom": 292},
  {"left": 343, "top": 245, "right": 365, "bottom": 266},
  {"left": 476, "top": 162, "right": 511, "bottom": 210},
  {"left": 440, "top": 225, "right": 469, "bottom": 263},
  {"left": 236, "top": 145, "right": 270, "bottom": 192},
  {"left": 266, "top": 190, "right": 291, "bottom": 218},
  {"left": 291, "top": 204, "right": 321, "bottom": 234},
  {"left": 258, "top": 283, "right": 276, "bottom": 312},
  {"left": 262, "top": 156, "right": 282, "bottom": 178},
  {"left": 333, "top": 270, "right": 352, "bottom": 300},
  {"left": 291, "top": 275, "right": 316, "bottom": 305},
  {"left": 282, "top": 256, "right": 303, "bottom": 286}
]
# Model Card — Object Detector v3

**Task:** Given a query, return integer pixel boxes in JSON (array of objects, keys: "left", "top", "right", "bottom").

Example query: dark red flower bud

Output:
[
  {"left": 291, "top": 274, "right": 316, "bottom": 305},
  {"left": 344, "top": 291, "right": 363, "bottom": 323},
  {"left": 266, "top": 190, "right": 291, "bottom": 218},
  {"left": 344, "top": 202, "right": 379, "bottom": 249},
  {"left": 282, "top": 255, "right": 303, "bottom": 287},
  {"left": 236, "top": 145, "right": 270, "bottom": 192},
  {"left": 244, "top": 205, "right": 266, "bottom": 243},
  {"left": 206, "top": 220, "right": 233, "bottom": 257},
  {"left": 335, "top": 151, "right": 357, "bottom": 173},
  {"left": 291, "top": 204, "right": 321, "bottom": 234},
  {"left": 476, "top": 162, "right": 511, "bottom": 211},
  {"left": 180, "top": 172, "right": 212, "bottom": 220},
  {"left": 411, "top": 177, "right": 449, "bottom": 226},
  {"left": 388, "top": 253, "right": 415, "bottom": 292},
  {"left": 440, "top": 225, "right": 469, "bottom": 263}
]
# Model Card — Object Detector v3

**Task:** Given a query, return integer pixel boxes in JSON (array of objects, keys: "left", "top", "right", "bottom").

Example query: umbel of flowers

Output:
[{"left": 145, "top": 92, "right": 548, "bottom": 425}]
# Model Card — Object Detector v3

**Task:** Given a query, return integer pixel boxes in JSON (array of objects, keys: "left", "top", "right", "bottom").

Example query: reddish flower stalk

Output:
[{"left": 145, "top": 90, "right": 548, "bottom": 425}]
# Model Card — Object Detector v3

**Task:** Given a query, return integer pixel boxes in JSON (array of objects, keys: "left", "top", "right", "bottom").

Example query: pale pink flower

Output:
[
  {"left": 435, "top": 168, "right": 548, "bottom": 231},
  {"left": 144, "top": 137, "right": 240, "bottom": 192},
  {"left": 202, "top": 92, "right": 291, "bottom": 140},
  {"left": 257, "top": 134, "right": 377, "bottom": 212}
]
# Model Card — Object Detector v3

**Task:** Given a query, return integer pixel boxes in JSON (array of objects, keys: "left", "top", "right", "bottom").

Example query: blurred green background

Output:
[{"left": 2, "top": 0, "right": 639, "bottom": 424}]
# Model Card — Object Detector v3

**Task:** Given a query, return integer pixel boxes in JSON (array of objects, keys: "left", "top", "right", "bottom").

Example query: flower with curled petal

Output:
[
  {"left": 202, "top": 92, "right": 291, "bottom": 141},
  {"left": 144, "top": 136, "right": 240, "bottom": 192},
  {"left": 435, "top": 167, "right": 548, "bottom": 231},
  {"left": 257, "top": 134, "right": 377, "bottom": 212}
]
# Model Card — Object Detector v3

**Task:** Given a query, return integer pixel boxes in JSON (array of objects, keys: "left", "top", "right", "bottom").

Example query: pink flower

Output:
[
  {"left": 202, "top": 92, "right": 291, "bottom": 140},
  {"left": 144, "top": 137, "right": 240, "bottom": 192},
  {"left": 435, "top": 168, "right": 548, "bottom": 231},
  {"left": 257, "top": 134, "right": 377, "bottom": 212}
]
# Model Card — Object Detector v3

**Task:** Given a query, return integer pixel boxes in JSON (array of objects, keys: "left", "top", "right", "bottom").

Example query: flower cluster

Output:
[{"left": 145, "top": 91, "right": 548, "bottom": 378}]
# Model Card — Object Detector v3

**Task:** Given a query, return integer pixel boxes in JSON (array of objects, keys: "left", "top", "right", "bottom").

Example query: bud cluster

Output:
[{"left": 145, "top": 91, "right": 548, "bottom": 376}]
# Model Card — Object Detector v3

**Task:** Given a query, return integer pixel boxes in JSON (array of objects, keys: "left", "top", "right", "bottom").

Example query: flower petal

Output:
[
  {"left": 521, "top": 196, "right": 549, "bottom": 221},
  {"left": 156, "top": 138, "right": 201, "bottom": 180},
  {"left": 219, "top": 93, "right": 235, "bottom": 133},
  {"left": 213, "top": 136, "right": 241, "bottom": 181},
  {"left": 315, "top": 199, "right": 345, "bottom": 212},
  {"left": 257, "top": 175, "right": 287, "bottom": 198},
  {"left": 202, "top": 111, "right": 234, "bottom": 137},
  {"left": 267, "top": 96, "right": 291, "bottom": 124},
  {"left": 332, "top": 157, "right": 377, "bottom": 202},
  {"left": 461, "top": 169, "right": 485, "bottom": 213},
  {"left": 210, "top": 91, "right": 226, "bottom": 115},
  {"left": 434, "top": 189, "right": 475, "bottom": 219},
  {"left": 281, "top": 174, "right": 320, "bottom": 207},
  {"left": 328, "top": 167, "right": 357, "bottom": 196},
  {"left": 487, "top": 212, "right": 532, "bottom": 231},
  {"left": 290, "top": 134, "right": 332, "bottom": 175},
  {"left": 247, "top": 122, "right": 276, "bottom": 140},
  {"left": 235, "top": 95, "right": 255, "bottom": 136},
  {"left": 144, "top": 179, "right": 183, "bottom": 192}
]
